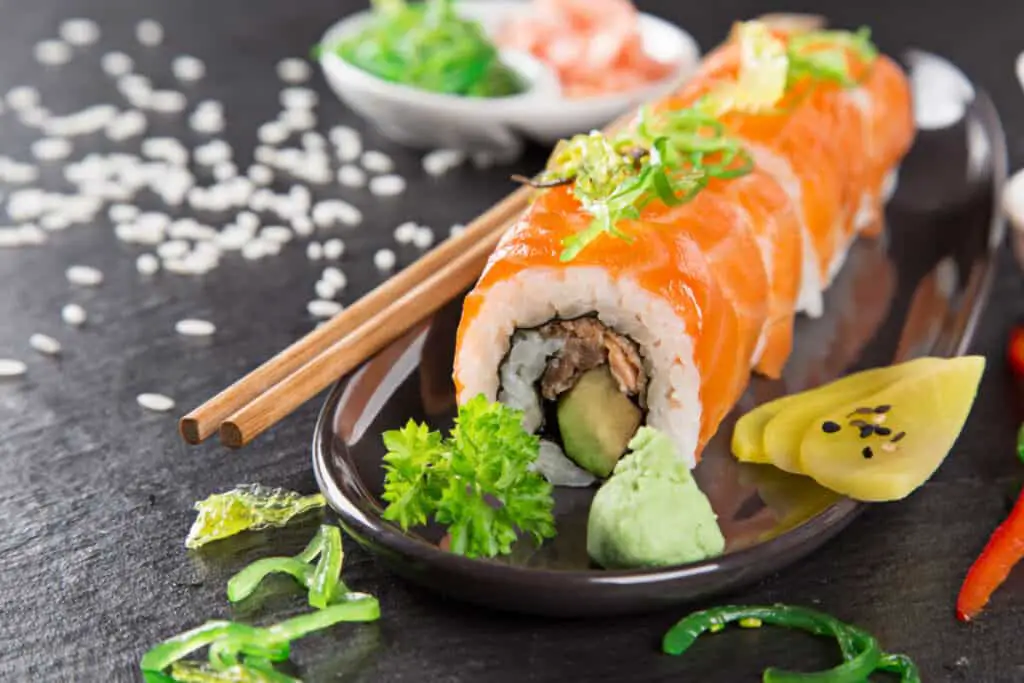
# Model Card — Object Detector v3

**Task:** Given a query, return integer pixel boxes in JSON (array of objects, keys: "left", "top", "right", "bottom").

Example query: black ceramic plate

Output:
[{"left": 313, "top": 51, "right": 1007, "bottom": 617}]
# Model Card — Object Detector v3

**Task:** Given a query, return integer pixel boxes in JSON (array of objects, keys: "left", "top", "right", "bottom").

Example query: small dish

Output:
[
  {"left": 312, "top": 52, "right": 1006, "bottom": 617},
  {"left": 317, "top": 0, "right": 700, "bottom": 156}
]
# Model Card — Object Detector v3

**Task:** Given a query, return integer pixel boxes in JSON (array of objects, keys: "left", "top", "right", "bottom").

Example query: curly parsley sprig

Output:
[{"left": 380, "top": 395, "right": 556, "bottom": 559}]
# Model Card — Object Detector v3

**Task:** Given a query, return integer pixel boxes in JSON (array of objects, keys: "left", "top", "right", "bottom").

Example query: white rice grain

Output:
[
  {"left": 449, "top": 223, "right": 465, "bottom": 237},
  {"left": 29, "top": 333, "right": 61, "bottom": 356},
  {"left": 422, "top": 148, "right": 465, "bottom": 176},
  {"left": 136, "top": 20, "right": 164, "bottom": 46},
  {"left": 175, "top": 318, "right": 216, "bottom": 337},
  {"left": 336, "top": 164, "right": 366, "bottom": 188},
  {"left": 101, "top": 52, "right": 133, "bottom": 77},
  {"left": 106, "top": 109, "right": 147, "bottom": 141},
  {"left": 306, "top": 241, "right": 323, "bottom": 260},
  {"left": 307, "top": 299, "right": 343, "bottom": 318},
  {"left": 330, "top": 126, "right": 362, "bottom": 162},
  {"left": 314, "top": 280, "right": 336, "bottom": 300},
  {"left": 0, "top": 359, "right": 28, "bottom": 378},
  {"left": 31, "top": 138, "right": 72, "bottom": 162},
  {"left": 277, "top": 58, "right": 311, "bottom": 84},
  {"left": 61, "top": 303, "right": 86, "bottom": 326},
  {"left": 323, "top": 238, "right": 344, "bottom": 259},
  {"left": 157, "top": 240, "right": 189, "bottom": 259},
  {"left": 280, "top": 87, "right": 318, "bottom": 110},
  {"left": 35, "top": 40, "right": 72, "bottom": 66},
  {"left": 66, "top": 265, "right": 103, "bottom": 286},
  {"left": 280, "top": 108, "right": 315, "bottom": 132},
  {"left": 59, "top": 18, "right": 100, "bottom": 45},
  {"left": 412, "top": 226, "right": 434, "bottom": 249},
  {"left": 361, "top": 150, "right": 394, "bottom": 174},
  {"left": 373, "top": 248, "right": 396, "bottom": 271},
  {"left": 109, "top": 203, "right": 140, "bottom": 222},
  {"left": 172, "top": 55, "right": 205, "bottom": 82},
  {"left": 213, "top": 162, "right": 237, "bottom": 181},
  {"left": 137, "top": 393, "right": 175, "bottom": 412},
  {"left": 149, "top": 90, "right": 187, "bottom": 113},
  {"left": 258, "top": 121, "right": 289, "bottom": 145},
  {"left": 261, "top": 225, "right": 292, "bottom": 244},
  {"left": 136, "top": 253, "right": 160, "bottom": 275},
  {"left": 247, "top": 164, "right": 273, "bottom": 186},
  {"left": 322, "top": 266, "right": 347, "bottom": 290},
  {"left": 6, "top": 86, "right": 40, "bottom": 111},
  {"left": 369, "top": 174, "right": 405, "bottom": 197},
  {"left": 394, "top": 221, "right": 417, "bottom": 244}
]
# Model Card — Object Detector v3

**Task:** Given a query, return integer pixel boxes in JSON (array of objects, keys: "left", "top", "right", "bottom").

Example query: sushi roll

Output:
[{"left": 453, "top": 22, "right": 914, "bottom": 475}]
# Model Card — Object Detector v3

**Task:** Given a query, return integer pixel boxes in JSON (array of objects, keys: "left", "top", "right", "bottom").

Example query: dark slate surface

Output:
[{"left": 0, "top": 0, "right": 1023, "bottom": 680}]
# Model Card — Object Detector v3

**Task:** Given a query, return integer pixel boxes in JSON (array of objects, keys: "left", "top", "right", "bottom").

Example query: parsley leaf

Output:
[{"left": 380, "top": 395, "right": 556, "bottom": 559}]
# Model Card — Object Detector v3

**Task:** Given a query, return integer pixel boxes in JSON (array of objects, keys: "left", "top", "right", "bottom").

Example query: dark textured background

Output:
[{"left": 1, "top": 0, "right": 1023, "bottom": 680}]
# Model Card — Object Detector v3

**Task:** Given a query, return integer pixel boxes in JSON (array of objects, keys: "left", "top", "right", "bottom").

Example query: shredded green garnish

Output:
[
  {"left": 324, "top": 0, "right": 522, "bottom": 98},
  {"left": 185, "top": 485, "right": 325, "bottom": 549},
  {"left": 787, "top": 26, "right": 877, "bottom": 87},
  {"left": 528, "top": 20, "right": 878, "bottom": 261},
  {"left": 381, "top": 394, "right": 556, "bottom": 558},
  {"left": 535, "top": 108, "right": 753, "bottom": 261},
  {"left": 144, "top": 525, "right": 378, "bottom": 683}
]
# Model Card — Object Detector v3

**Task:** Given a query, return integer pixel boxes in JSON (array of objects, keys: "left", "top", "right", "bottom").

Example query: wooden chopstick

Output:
[
  {"left": 178, "top": 186, "right": 528, "bottom": 444},
  {"left": 218, "top": 226, "right": 503, "bottom": 448}
]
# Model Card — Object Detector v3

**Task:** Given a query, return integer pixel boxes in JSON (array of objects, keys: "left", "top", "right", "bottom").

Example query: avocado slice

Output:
[
  {"left": 798, "top": 355, "right": 985, "bottom": 501},
  {"left": 557, "top": 366, "right": 642, "bottom": 478}
]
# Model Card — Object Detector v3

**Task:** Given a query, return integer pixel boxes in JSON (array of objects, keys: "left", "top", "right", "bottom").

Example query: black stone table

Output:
[{"left": 1, "top": 0, "right": 1023, "bottom": 680}]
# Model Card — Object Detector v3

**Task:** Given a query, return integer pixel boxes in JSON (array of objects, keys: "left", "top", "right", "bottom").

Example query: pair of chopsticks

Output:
[{"left": 178, "top": 12, "right": 824, "bottom": 449}]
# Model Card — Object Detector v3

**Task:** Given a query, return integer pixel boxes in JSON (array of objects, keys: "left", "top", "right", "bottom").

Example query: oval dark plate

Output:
[{"left": 313, "top": 52, "right": 1008, "bottom": 617}]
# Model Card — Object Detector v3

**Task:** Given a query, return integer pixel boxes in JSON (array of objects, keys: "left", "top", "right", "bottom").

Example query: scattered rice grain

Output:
[
  {"left": 59, "top": 18, "right": 100, "bottom": 45},
  {"left": 61, "top": 303, "right": 86, "bottom": 326},
  {"left": 307, "top": 299, "right": 343, "bottom": 318},
  {"left": 136, "top": 20, "right": 164, "bottom": 46},
  {"left": 31, "top": 138, "right": 72, "bottom": 162},
  {"left": 66, "top": 264, "right": 103, "bottom": 286},
  {"left": 323, "top": 238, "right": 344, "bottom": 259},
  {"left": 175, "top": 318, "right": 216, "bottom": 337},
  {"left": 337, "top": 164, "right": 366, "bottom": 188},
  {"left": 137, "top": 392, "right": 175, "bottom": 412},
  {"left": 422, "top": 148, "right": 465, "bottom": 176},
  {"left": 29, "top": 333, "right": 61, "bottom": 356},
  {"left": 413, "top": 226, "right": 434, "bottom": 249},
  {"left": 101, "top": 52, "right": 133, "bottom": 77},
  {"left": 35, "top": 40, "right": 72, "bottom": 66},
  {"left": 322, "top": 266, "right": 347, "bottom": 290},
  {"left": 361, "top": 150, "right": 394, "bottom": 174},
  {"left": 314, "top": 280, "right": 336, "bottom": 300},
  {"left": 369, "top": 174, "right": 405, "bottom": 197},
  {"left": 373, "top": 248, "right": 396, "bottom": 271},
  {"left": 306, "top": 241, "right": 323, "bottom": 260},
  {"left": 0, "top": 359, "right": 28, "bottom": 378},
  {"left": 136, "top": 253, "right": 160, "bottom": 274},
  {"left": 277, "top": 58, "right": 311, "bottom": 84},
  {"left": 172, "top": 55, "right": 205, "bottom": 82}
]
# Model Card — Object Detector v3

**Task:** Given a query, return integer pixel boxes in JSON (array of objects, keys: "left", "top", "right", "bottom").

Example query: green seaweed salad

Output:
[{"left": 322, "top": 0, "right": 524, "bottom": 98}]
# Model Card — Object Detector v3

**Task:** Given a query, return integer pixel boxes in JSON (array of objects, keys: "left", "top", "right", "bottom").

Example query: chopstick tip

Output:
[
  {"left": 219, "top": 421, "right": 245, "bottom": 449},
  {"left": 179, "top": 416, "right": 203, "bottom": 445}
]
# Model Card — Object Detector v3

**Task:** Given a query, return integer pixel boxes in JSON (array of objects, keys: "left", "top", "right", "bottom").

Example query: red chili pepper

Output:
[
  {"left": 956, "top": 486, "right": 1024, "bottom": 621},
  {"left": 1008, "top": 325, "right": 1024, "bottom": 378}
]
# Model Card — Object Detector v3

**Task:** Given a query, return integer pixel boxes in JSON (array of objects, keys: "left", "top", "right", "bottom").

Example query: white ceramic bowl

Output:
[{"left": 318, "top": 0, "right": 701, "bottom": 156}]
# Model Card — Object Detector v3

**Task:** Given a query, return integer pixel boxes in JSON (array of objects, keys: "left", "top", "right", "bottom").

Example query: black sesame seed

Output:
[
  {"left": 875, "top": 426, "right": 892, "bottom": 436},
  {"left": 874, "top": 405, "right": 892, "bottom": 414},
  {"left": 859, "top": 425, "right": 875, "bottom": 438},
  {"left": 849, "top": 419, "right": 869, "bottom": 428},
  {"left": 822, "top": 421, "right": 841, "bottom": 433},
  {"left": 855, "top": 407, "right": 874, "bottom": 415},
  {"left": 892, "top": 432, "right": 906, "bottom": 443},
  {"left": 862, "top": 446, "right": 874, "bottom": 459}
]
